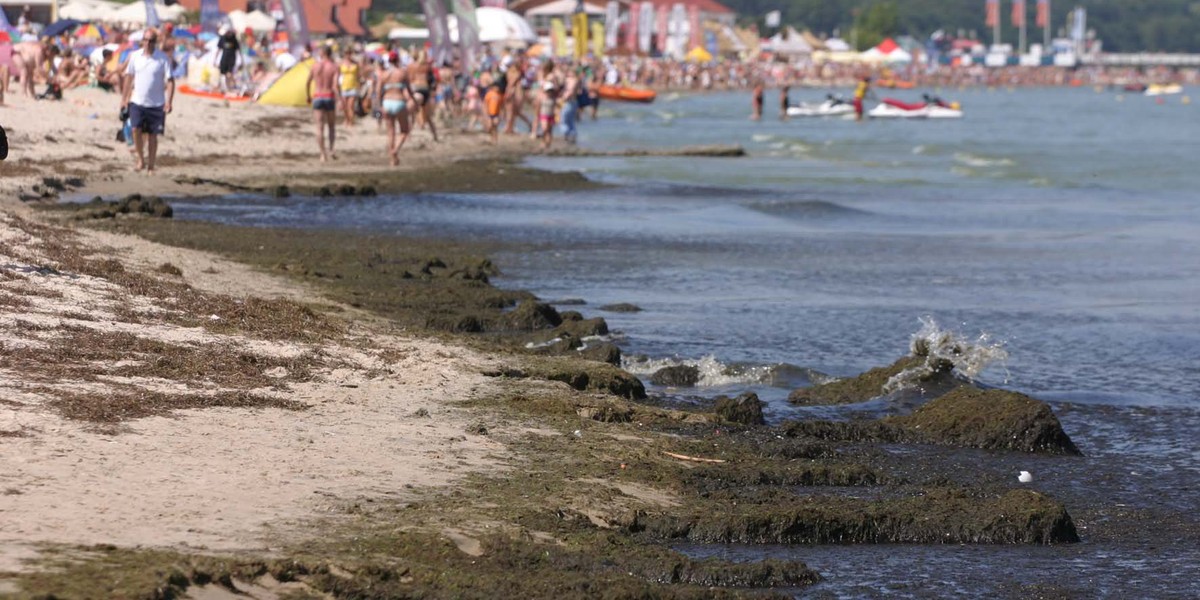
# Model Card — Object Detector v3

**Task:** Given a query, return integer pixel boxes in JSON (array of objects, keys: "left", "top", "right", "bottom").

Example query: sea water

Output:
[{"left": 171, "top": 87, "right": 1200, "bottom": 597}]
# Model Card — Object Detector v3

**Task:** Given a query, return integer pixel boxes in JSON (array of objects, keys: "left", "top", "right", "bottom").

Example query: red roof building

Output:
[{"left": 175, "top": 0, "right": 369, "bottom": 37}]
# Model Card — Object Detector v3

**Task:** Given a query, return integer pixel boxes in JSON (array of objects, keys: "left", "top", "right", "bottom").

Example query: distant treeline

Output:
[{"left": 367, "top": 0, "right": 1200, "bottom": 54}]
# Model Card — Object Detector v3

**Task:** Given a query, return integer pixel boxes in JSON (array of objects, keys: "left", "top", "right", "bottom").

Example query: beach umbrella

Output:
[
  {"left": 74, "top": 23, "right": 106, "bottom": 40},
  {"left": 41, "top": 19, "right": 85, "bottom": 39}
]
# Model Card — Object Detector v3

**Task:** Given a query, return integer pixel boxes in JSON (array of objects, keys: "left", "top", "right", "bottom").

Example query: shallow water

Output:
[{"left": 169, "top": 87, "right": 1200, "bottom": 597}]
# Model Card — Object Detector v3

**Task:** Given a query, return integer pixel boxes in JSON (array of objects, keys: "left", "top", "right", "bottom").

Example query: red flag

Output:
[
  {"left": 626, "top": 2, "right": 639, "bottom": 52},
  {"left": 985, "top": 0, "right": 999, "bottom": 27},
  {"left": 1036, "top": 0, "right": 1049, "bottom": 28},
  {"left": 1011, "top": 0, "right": 1026, "bottom": 27}
]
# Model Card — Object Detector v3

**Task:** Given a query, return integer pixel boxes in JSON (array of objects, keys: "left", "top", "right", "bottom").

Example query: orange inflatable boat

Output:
[
  {"left": 177, "top": 84, "right": 253, "bottom": 103},
  {"left": 596, "top": 85, "right": 657, "bottom": 103}
]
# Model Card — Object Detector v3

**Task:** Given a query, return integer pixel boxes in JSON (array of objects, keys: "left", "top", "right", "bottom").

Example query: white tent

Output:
[
  {"left": 112, "top": 1, "right": 186, "bottom": 25},
  {"left": 824, "top": 37, "right": 851, "bottom": 52},
  {"left": 388, "top": 26, "right": 430, "bottom": 42},
  {"left": 228, "top": 10, "right": 277, "bottom": 33},
  {"left": 58, "top": 0, "right": 122, "bottom": 21},
  {"left": 766, "top": 26, "right": 813, "bottom": 57},
  {"left": 859, "top": 38, "right": 912, "bottom": 64},
  {"left": 447, "top": 7, "right": 536, "bottom": 44},
  {"left": 524, "top": 0, "right": 604, "bottom": 16}
]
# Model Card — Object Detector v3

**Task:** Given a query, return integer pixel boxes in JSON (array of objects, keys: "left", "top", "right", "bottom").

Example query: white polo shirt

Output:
[{"left": 125, "top": 48, "right": 173, "bottom": 108}]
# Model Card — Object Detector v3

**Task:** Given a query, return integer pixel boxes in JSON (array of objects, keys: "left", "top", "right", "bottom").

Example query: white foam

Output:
[
  {"left": 883, "top": 316, "right": 1010, "bottom": 393},
  {"left": 524, "top": 337, "right": 562, "bottom": 349},
  {"left": 953, "top": 152, "right": 1015, "bottom": 168},
  {"left": 622, "top": 354, "right": 780, "bottom": 387}
]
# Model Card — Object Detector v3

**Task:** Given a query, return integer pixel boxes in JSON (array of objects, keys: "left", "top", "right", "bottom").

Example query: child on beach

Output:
[{"left": 484, "top": 80, "right": 503, "bottom": 145}]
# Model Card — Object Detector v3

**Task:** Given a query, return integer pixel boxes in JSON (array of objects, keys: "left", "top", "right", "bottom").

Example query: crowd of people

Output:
[{"left": 5, "top": 15, "right": 1199, "bottom": 173}]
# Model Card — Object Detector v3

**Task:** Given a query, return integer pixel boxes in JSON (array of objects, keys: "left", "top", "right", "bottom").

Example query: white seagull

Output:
[{"left": 1018, "top": 471, "right": 1034, "bottom": 483}]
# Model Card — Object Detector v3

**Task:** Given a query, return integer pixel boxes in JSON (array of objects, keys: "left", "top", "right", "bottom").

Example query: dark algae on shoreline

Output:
[{"left": 9, "top": 184, "right": 1092, "bottom": 598}]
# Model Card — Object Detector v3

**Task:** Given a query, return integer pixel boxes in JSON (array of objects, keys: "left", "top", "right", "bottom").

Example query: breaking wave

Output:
[
  {"left": 883, "top": 316, "right": 1010, "bottom": 394},
  {"left": 622, "top": 354, "right": 835, "bottom": 389}
]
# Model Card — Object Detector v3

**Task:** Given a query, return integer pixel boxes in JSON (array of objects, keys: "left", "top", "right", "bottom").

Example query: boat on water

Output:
[
  {"left": 596, "top": 85, "right": 657, "bottom": 103},
  {"left": 786, "top": 95, "right": 855, "bottom": 117},
  {"left": 869, "top": 96, "right": 963, "bottom": 119},
  {"left": 1144, "top": 83, "right": 1183, "bottom": 97},
  {"left": 177, "top": 84, "right": 253, "bottom": 103}
]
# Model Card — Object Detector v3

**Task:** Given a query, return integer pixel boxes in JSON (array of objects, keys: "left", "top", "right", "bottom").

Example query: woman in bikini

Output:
[
  {"left": 406, "top": 51, "right": 438, "bottom": 142},
  {"left": 502, "top": 59, "right": 531, "bottom": 135},
  {"left": 376, "top": 52, "right": 414, "bottom": 166},
  {"left": 338, "top": 51, "right": 361, "bottom": 127}
]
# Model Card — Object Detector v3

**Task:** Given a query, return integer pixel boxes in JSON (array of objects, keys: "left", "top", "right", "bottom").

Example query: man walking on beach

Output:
[
  {"left": 306, "top": 46, "right": 339, "bottom": 162},
  {"left": 121, "top": 28, "right": 175, "bottom": 174}
]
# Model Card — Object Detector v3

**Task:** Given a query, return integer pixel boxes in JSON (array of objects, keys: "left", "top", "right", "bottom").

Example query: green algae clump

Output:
[{"left": 888, "top": 387, "right": 1082, "bottom": 455}]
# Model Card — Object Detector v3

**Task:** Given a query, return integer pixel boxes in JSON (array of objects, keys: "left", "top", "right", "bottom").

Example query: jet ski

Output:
[
  {"left": 1144, "top": 83, "right": 1183, "bottom": 97},
  {"left": 868, "top": 95, "right": 963, "bottom": 119},
  {"left": 923, "top": 94, "right": 964, "bottom": 119},
  {"left": 787, "top": 94, "right": 855, "bottom": 117}
]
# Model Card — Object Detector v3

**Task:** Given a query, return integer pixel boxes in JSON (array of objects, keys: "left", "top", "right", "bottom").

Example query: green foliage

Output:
[
  {"left": 737, "top": 0, "right": 1200, "bottom": 52},
  {"left": 854, "top": 1, "right": 898, "bottom": 50}
]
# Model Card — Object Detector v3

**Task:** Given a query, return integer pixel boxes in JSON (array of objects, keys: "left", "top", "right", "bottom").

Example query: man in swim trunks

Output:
[
  {"left": 306, "top": 45, "right": 339, "bottom": 162},
  {"left": 120, "top": 28, "right": 174, "bottom": 174},
  {"left": 751, "top": 81, "right": 764, "bottom": 120}
]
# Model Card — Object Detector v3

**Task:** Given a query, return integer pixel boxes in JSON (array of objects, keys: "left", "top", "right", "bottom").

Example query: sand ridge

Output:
[{"left": 0, "top": 206, "right": 515, "bottom": 554}]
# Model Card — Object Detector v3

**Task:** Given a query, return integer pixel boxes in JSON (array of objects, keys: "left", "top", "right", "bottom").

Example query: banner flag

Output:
[
  {"left": 625, "top": 2, "right": 639, "bottom": 52},
  {"left": 655, "top": 5, "right": 668, "bottom": 53},
  {"left": 279, "top": 0, "right": 310, "bottom": 56},
  {"left": 1011, "top": 0, "right": 1025, "bottom": 27},
  {"left": 688, "top": 4, "right": 701, "bottom": 51},
  {"left": 451, "top": 0, "right": 481, "bottom": 72},
  {"left": 1036, "top": 0, "right": 1049, "bottom": 28},
  {"left": 604, "top": 1, "right": 619, "bottom": 49},
  {"left": 592, "top": 21, "right": 604, "bottom": 57},
  {"left": 551, "top": 18, "right": 567, "bottom": 56},
  {"left": 144, "top": 0, "right": 162, "bottom": 28},
  {"left": 985, "top": 0, "right": 999, "bottom": 28},
  {"left": 200, "top": 0, "right": 222, "bottom": 33},
  {"left": 638, "top": 2, "right": 654, "bottom": 54},
  {"left": 572, "top": 12, "right": 587, "bottom": 60},
  {"left": 668, "top": 2, "right": 686, "bottom": 57},
  {"left": 0, "top": 7, "right": 18, "bottom": 35},
  {"left": 421, "top": 0, "right": 452, "bottom": 65}
]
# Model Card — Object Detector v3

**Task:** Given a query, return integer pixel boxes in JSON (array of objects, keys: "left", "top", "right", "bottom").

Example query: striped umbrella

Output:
[{"left": 75, "top": 23, "right": 107, "bottom": 40}]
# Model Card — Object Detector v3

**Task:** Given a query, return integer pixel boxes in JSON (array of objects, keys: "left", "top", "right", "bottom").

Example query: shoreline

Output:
[{"left": 0, "top": 87, "right": 1142, "bottom": 598}]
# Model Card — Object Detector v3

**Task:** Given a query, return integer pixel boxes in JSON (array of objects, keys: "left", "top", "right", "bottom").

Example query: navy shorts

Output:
[
  {"left": 313, "top": 97, "right": 335, "bottom": 112},
  {"left": 129, "top": 103, "right": 165, "bottom": 135}
]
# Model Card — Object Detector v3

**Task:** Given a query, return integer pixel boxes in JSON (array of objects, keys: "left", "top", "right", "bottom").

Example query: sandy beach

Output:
[
  {"left": 0, "top": 91, "right": 559, "bottom": 591},
  {"left": 1, "top": 88, "right": 1102, "bottom": 598}
]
